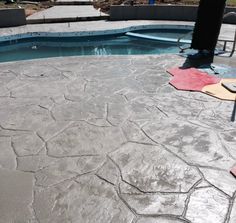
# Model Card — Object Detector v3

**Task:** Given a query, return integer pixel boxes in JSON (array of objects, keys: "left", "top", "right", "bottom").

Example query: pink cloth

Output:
[{"left": 167, "top": 67, "right": 221, "bottom": 91}]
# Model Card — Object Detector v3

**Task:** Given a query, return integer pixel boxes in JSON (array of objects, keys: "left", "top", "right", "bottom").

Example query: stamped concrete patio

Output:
[
  {"left": 0, "top": 53, "right": 235, "bottom": 223},
  {"left": 0, "top": 21, "right": 236, "bottom": 223}
]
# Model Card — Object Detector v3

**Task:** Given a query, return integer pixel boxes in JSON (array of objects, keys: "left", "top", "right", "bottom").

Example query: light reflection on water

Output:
[{"left": 0, "top": 29, "right": 192, "bottom": 63}]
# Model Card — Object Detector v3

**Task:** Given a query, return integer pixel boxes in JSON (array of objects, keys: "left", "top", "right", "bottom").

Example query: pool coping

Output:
[{"left": 0, "top": 24, "right": 193, "bottom": 42}]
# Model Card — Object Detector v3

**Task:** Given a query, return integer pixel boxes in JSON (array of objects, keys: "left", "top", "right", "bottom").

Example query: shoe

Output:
[{"left": 187, "top": 50, "right": 214, "bottom": 60}]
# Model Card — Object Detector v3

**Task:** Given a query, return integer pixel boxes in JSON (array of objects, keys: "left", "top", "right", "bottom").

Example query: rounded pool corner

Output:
[{"left": 0, "top": 24, "right": 193, "bottom": 63}]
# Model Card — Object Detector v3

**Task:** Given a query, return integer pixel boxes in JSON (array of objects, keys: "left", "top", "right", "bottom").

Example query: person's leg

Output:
[{"left": 190, "top": 0, "right": 226, "bottom": 58}]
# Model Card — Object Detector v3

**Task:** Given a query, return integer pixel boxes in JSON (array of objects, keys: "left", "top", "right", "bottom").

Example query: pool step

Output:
[{"left": 125, "top": 31, "right": 191, "bottom": 44}]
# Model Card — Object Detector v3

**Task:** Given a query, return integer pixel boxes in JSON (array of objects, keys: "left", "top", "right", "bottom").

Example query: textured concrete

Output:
[
  {"left": 0, "top": 54, "right": 235, "bottom": 222},
  {"left": 0, "top": 169, "right": 34, "bottom": 223}
]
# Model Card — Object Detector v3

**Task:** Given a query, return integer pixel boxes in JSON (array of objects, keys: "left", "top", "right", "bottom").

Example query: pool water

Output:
[{"left": 0, "top": 29, "right": 192, "bottom": 63}]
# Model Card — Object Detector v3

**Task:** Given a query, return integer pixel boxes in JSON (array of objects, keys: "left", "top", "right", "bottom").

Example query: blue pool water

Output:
[{"left": 0, "top": 28, "right": 192, "bottom": 63}]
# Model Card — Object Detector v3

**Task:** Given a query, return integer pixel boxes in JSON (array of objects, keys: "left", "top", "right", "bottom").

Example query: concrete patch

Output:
[{"left": 0, "top": 168, "right": 34, "bottom": 223}]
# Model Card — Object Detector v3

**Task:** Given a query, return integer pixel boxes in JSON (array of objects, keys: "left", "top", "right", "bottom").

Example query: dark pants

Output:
[{"left": 191, "top": 0, "right": 226, "bottom": 51}]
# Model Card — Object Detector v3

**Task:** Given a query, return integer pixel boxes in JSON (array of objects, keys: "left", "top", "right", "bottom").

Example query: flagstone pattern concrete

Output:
[{"left": 0, "top": 54, "right": 235, "bottom": 223}]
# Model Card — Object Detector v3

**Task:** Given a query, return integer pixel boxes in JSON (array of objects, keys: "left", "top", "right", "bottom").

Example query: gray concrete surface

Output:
[
  {"left": 0, "top": 53, "right": 235, "bottom": 223},
  {"left": 0, "top": 20, "right": 195, "bottom": 37},
  {"left": 0, "top": 20, "right": 234, "bottom": 42},
  {"left": 27, "top": 6, "right": 108, "bottom": 23},
  {"left": 0, "top": 20, "right": 236, "bottom": 223}
]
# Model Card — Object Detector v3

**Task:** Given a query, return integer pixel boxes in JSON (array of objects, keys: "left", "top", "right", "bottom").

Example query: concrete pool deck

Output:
[
  {"left": 27, "top": 6, "right": 109, "bottom": 24},
  {"left": 0, "top": 20, "right": 236, "bottom": 223},
  {"left": 0, "top": 20, "right": 235, "bottom": 38}
]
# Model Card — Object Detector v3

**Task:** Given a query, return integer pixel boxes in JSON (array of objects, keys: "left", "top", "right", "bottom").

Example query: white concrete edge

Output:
[{"left": 0, "top": 24, "right": 193, "bottom": 42}]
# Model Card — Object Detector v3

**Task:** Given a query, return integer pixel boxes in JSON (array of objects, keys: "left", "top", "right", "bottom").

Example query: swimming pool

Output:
[{"left": 0, "top": 27, "right": 193, "bottom": 63}]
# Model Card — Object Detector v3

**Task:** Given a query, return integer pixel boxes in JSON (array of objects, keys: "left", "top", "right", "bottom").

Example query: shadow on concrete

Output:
[
  {"left": 180, "top": 56, "right": 214, "bottom": 69},
  {"left": 179, "top": 55, "right": 236, "bottom": 122}
]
